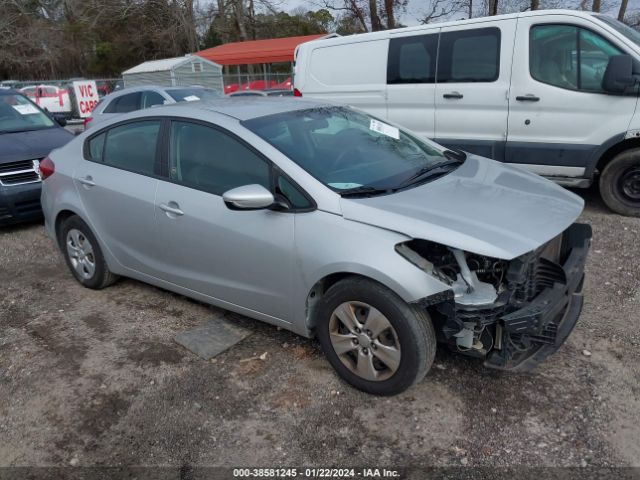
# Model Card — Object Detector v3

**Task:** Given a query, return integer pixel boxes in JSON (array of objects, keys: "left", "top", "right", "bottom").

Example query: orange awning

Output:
[{"left": 195, "top": 34, "right": 326, "bottom": 66}]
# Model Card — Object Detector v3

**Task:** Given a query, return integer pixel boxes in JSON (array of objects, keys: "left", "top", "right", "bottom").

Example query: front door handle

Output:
[
  {"left": 159, "top": 202, "right": 184, "bottom": 217},
  {"left": 516, "top": 94, "right": 540, "bottom": 102},
  {"left": 443, "top": 91, "right": 463, "bottom": 99},
  {"left": 78, "top": 176, "right": 95, "bottom": 187}
]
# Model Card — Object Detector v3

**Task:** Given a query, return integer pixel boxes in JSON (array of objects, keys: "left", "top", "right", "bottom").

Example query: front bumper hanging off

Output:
[{"left": 484, "top": 223, "right": 592, "bottom": 371}]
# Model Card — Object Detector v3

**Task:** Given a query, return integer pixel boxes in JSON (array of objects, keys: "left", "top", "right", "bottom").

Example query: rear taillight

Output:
[
  {"left": 39, "top": 156, "right": 55, "bottom": 180},
  {"left": 293, "top": 88, "right": 302, "bottom": 97},
  {"left": 83, "top": 116, "right": 93, "bottom": 129}
]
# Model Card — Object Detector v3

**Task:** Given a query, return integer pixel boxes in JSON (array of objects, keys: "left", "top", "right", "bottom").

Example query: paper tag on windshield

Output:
[
  {"left": 13, "top": 104, "right": 39, "bottom": 115},
  {"left": 370, "top": 119, "right": 399, "bottom": 140},
  {"left": 329, "top": 182, "right": 362, "bottom": 189},
  {"left": 183, "top": 95, "right": 200, "bottom": 102}
]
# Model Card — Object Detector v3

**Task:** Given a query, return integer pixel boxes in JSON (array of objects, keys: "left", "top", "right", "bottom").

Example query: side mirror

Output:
[
  {"left": 602, "top": 55, "right": 636, "bottom": 94},
  {"left": 53, "top": 114, "right": 67, "bottom": 127},
  {"left": 222, "top": 184, "right": 274, "bottom": 210}
]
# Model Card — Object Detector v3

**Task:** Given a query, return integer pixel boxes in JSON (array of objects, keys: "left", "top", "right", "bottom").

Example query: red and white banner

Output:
[{"left": 72, "top": 80, "right": 99, "bottom": 118}]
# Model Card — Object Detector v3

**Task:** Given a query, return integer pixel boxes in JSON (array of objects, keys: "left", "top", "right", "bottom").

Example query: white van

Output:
[{"left": 293, "top": 10, "right": 640, "bottom": 216}]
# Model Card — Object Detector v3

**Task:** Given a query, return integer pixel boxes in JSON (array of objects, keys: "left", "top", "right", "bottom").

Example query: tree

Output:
[
  {"left": 488, "top": 0, "right": 499, "bottom": 15},
  {"left": 618, "top": 0, "right": 628, "bottom": 21}
]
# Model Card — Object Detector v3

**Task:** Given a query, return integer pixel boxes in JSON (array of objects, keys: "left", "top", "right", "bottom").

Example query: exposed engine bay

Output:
[{"left": 397, "top": 223, "right": 592, "bottom": 370}]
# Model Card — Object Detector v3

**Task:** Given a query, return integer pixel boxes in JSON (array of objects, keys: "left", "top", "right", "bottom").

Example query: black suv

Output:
[{"left": 0, "top": 89, "right": 73, "bottom": 225}]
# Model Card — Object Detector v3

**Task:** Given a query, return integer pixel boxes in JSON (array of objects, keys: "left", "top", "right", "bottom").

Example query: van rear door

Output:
[
  {"left": 433, "top": 19, "right": 517, "bottom": 160},
  {"left": 506, "top": 15, "right": 637, "bottom": 182},
  {"left": 297, "top": 39, "right": 388, "bottom": 119}
]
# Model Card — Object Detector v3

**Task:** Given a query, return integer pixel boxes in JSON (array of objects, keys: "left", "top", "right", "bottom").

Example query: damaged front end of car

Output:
[{"left": 397, "top": 223, "right": 592, "bottom": 371}]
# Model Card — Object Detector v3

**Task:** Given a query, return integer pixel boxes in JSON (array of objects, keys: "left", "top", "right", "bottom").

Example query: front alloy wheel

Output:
[
  {"left": 329, "top": 302, "right": 401, "bottom": 381},
  {"left": 316, "top": 277, "right": 436, "bottom": 395}
]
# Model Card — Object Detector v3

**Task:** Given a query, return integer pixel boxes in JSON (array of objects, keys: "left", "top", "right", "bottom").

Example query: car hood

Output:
[
  {"left": 340, "top": 155, "right": 584, "bottom": 260},
  {"left": 0, "top": 127, "right": 74, "bottom": 164}
]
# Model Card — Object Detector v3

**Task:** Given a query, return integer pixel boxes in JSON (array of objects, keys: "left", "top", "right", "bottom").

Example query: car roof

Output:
[
  {"left": 110, "top": 85, "right": 208, "bottom": 94},
  {"left": 0, "top": 88, "right": 23, "bottom": 96},
  {"left": 156, "top": 97, "right": 334, "bottom": 121}
]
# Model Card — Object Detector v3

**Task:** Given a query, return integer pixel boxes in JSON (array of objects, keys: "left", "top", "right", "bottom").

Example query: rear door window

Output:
[
  {"left": 104, "top": 92, "right": 142, "bottom": 113},
  {"left": 99, "top": 120, "right": 161, "bottom": 176},
  {"left": 87, "top": 132, "right": 106, "bottom": 161},
  {"left": 141, "top": 91, "right": 167, "bottom": 109},
  {"left": 437, "top": 27, "right": 501, "bottom": 82}
]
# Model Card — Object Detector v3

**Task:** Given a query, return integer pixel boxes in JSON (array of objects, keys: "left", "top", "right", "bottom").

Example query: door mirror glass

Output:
[
  {"left": 602, "top": 55, "right": 636, "bottom": 94},
  {"left": 222, "top": 184, "right": 274, "bottom": 210},
  {"left": 53, "top": 114, "right": 67, "bottom": 127}
]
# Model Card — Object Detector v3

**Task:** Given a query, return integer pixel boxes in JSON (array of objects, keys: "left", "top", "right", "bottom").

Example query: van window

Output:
[
  {"left": 437, "top": 27, "right": 501, "bottom": 83},
  {"left": 387, "top": 34, "right": 438, "bottom": 84},
  {"left": 530, "top": 25, "right": 623, "bottom": 92}
]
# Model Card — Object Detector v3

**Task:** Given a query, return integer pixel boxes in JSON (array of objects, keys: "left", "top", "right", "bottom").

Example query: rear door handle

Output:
[
  {"left": 516, "top": 94, "right": 540, "bottom": 102},
  {"left": 159, "top": 202, "right": 184, "bottom": 217},
  {"left": 78, "top": 176, "right": 95, "bottom": 187},
  {"left": 443, "top": 91, "right": 463, "bottom": 99}
]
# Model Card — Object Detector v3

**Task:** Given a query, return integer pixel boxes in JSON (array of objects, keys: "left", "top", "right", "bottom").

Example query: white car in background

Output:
[
  {"left": 20, "top": 85, "right": 72, "bottom": 117},
  {"left": 86, "top": 85, "right": 222, "bottom": 129}
]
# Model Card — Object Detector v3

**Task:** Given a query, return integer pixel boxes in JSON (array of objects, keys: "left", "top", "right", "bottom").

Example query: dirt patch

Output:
[
  {"left": 78, "top": 391, "right": 132, "bottom": 438},
  {"left": 27, "top": 321, "right": 88, "bottom": 372},
  {"left": 82, "top": 313, "right": 112, "bottom": 336},
  {"left": 126, "top": 342, "right": 185, "bottom": 366}
]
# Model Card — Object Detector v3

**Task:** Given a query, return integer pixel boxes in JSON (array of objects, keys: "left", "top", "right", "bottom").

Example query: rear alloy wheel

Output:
[
  {"left": 316, "top": 277, "right": 436, "bottom": 395},
  {"left": 59, "top": 215, "right": 118, "bottom": 289},
  {"left": 600, "top": 149, "right": 640, "bottom": 217},
  {"left": 66, "top": 228, "right": 96, "bottom": 280}
]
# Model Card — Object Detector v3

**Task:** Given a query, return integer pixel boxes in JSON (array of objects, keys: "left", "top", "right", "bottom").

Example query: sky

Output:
[{"left": 284, "top": 0, "right": 640, "bottom": 28}]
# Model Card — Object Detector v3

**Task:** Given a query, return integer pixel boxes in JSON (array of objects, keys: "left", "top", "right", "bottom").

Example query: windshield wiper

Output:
[
  {"left": 443, "top": 149, "right": 466, "bottom": 161},
  {"left": 0, "top": 126, "right": 52, "bottom": 134},
  {"left": 338, "top": 185, "right": 392, "bottom": 197},
  {"left": 395, "top": 158, "right": 462, "bottom": 190}
]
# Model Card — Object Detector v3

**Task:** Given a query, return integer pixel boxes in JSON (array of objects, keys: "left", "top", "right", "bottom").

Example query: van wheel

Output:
[
  {"left": 315, "top": 277, "right": 436, "bottom": 395},
  {"left": 58, "top": 215, "right": 118, "bottom": 289},
  {"left": 600, "top": 149, "right": 640, "bottom": 217}
]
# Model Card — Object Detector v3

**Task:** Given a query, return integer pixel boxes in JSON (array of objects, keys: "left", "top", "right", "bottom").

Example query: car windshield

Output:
[
  {"left": 595, "top": 14, "right": 640, "bottom": 48},
  {"left": 0, "top": 93, "right": 55, "bottom": 133},
  {"left": 243, "top": 106, "right": 461, "bottom": 194},
  {"left": 168, "top": 88, "right": 221, "bottom": 102}
]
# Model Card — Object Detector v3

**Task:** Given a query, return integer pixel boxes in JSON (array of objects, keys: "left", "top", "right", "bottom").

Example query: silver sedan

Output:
[{"left": 40, "top": 98, "right": 591, "bottom": 395}]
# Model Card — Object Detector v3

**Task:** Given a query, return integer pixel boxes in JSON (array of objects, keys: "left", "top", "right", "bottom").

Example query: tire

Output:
[
  {"left": 58, "top": 215, "right": 118, "bottom": 289},
  {"left": 599, "top": 149, "right": 640, "bottom": 217},
  {"left": 315, "top": 277, "right": 436, "bottom": 395}
]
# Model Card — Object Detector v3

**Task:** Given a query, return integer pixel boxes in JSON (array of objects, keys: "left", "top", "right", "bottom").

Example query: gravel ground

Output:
[{"left": 0, "top": 185, "right": 639, "bottom": 474}]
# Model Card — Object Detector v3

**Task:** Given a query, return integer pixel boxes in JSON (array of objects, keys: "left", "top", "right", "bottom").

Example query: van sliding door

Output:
[
  {"left": 386, "top": 30, "right": 440, "bottom": 139},
  {"left": 433, "top": 20, "right": 516, "bottom": 160}
]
